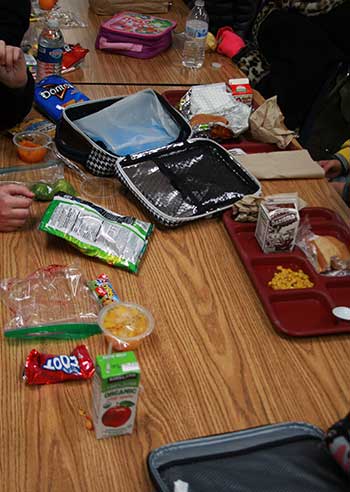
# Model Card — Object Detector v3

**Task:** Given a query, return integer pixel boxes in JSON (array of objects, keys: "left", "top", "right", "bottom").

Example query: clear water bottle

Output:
[
  {"left": 36, "top": 18, "right": 64, "bottom": 81},
  {"left": 182, "top": 0, "right": 209, "bottom": 69}
]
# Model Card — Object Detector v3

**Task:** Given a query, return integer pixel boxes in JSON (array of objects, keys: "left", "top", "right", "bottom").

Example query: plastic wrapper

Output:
[
  {"left": 75, "top": 89, "right": 180, "bottom": 156},
  {"left": 122, "top": 140, "right": 259, "bottom": 218},
  {"left": 34, "top": 75, "right": 90, "bottom": 123},
  {"left": 39, "top": 194, "right": 153, "bottom": 273},
  {"left": 8, "top": 114, "right": 56, "bottom": 138},
  {"left": 31, "top": 6, "right": 87, "bottom": 28},
  {"left": 23, "top": 345, "right": 95, "bottom": 385},
  {"left": 296, "top": 219, "right": 350, "bottom": 276},
  {"left": 62, "top": 44, "right": 89, "bottom": 73},
  {"left": 0, "top": 265, "right": 101, "bottom": 339},
  {"left": 178, "top": 83, "right": 251, "bottom": 139},
  {"left": 0, "top": 160, "right": 63, "bottom": 187},
  {"left": 88, "top": 273, "right": 120, "bottom": 306},
  {"left": 0, "top": 161, "right": 76, "bottom": 201}
]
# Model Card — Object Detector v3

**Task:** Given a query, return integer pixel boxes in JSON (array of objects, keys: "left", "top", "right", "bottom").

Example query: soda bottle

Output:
[
  {"left": 182, "top": 0, "right": 209, "bottom": 69},
  {"left": 36, "top": 18, "right": 64, "bottom": 81}
]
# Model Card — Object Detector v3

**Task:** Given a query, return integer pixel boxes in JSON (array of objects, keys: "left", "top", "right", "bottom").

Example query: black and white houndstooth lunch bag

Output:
[{"left": 55, "top": 89, "right": 261, "bottom": 227}]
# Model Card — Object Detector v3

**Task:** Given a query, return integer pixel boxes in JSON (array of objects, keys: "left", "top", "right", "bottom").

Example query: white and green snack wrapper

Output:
[{"left": 39, "top": 194, "right": 153, "bottom": 273}]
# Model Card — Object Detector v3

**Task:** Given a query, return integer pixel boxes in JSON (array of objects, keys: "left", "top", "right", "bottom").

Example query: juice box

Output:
[
  {"left": 92, "top": 351, "right": 140, "bottom": 439},
  {"left": 228, "top": 78, "right": 253, "bottom": 106}
]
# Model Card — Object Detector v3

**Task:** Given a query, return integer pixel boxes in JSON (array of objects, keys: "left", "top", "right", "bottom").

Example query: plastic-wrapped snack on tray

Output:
[
  {"left": 0, "top": 264, "right": 101, "bottom": 339},
  {"left": 39, "top": 194, "right": 153, "bottom": 273}
]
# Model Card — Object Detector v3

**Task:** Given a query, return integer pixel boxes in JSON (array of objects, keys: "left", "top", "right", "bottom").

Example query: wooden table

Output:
[
  {"left": 49, "top": 0, "right": 244, "bottom": 85},
  {"left": 1, "top": 85, "right": 350, "bottom": 492}
]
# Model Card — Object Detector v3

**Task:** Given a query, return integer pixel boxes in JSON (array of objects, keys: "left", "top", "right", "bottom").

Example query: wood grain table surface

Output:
[
  {"left": 1, "top": 84, "right": 350, "bottom": 492},
  {"left": 44, "top": 0, "right": 245, "bottom": 85}
]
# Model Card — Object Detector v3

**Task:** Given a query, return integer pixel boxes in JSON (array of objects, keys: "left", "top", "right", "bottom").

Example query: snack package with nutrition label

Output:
[
  {"left": 39, "top": 194, "right": 154, "bottom": 273},
  {"left": 92, "top": 351, "right": 141, "bottom": 439},
  {"left": 34, "top": 74, "right": 89, "bottom": 123},
  {"left": 255, "top": 194, "right": 300, "bottom": 253}
]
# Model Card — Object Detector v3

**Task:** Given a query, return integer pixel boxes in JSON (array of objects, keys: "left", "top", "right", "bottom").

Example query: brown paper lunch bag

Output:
[{"left": 89, "top": 0, "right": 170, "bottom": 15}]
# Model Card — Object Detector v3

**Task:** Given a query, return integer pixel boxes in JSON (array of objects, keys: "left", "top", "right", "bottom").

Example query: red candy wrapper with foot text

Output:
[{"left": 23, "top": 345, "right": 95, "bottom": 385}]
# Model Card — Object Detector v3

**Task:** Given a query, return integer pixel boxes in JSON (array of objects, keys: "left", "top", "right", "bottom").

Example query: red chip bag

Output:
[{"left": 62, "top": 44, "right": 89, "bottom": 71}]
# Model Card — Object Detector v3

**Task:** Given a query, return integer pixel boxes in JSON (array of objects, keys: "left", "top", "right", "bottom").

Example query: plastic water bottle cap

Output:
[
  {"left": 195, "top": 0, "right": 205, "bottom": 6},
  {"left": 47, "top": 18, "right": 59, "bottom": 29},
  {"left": 211, "top": 62, "right": 222, "bottom": 69}
]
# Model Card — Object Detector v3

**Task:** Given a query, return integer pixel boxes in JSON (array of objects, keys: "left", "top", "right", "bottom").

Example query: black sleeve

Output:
[
  {"left": 232, "top": 0, "right": 261, "bottom": 39},
  {"left": 0, "top": 0, "right": 31, "bottom": 46},
  {"left": 0, "top": 70, "right": 34, "bottom": 131}
]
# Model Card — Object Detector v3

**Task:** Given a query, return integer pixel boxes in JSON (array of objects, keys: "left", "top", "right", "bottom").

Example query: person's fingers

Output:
[
  {"left": 5, "top": 45, "right": 15, "bottom": 71},
  {"left": 0, "top": 218, "right": 27, "bottom": 230},
  {"left": 7, "top": 208, "right": 30, "bottom": 220},
  {"left": 12, "top": 47, "right": 21, "bottom": 64},
  {"left": 3, "top": 183, "right": 35, "bottom": 198},
  {"left": 9, "top": 195, "right": 33, "bottom": 209},
  {"left": 0, "top": 40, "right": 5, "bottom": 65}
]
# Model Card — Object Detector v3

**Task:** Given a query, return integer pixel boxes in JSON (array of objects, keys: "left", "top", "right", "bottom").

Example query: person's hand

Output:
[
  {"left": 0, "top": 40, "right": 28, "bottom": 89},
  {"left": 318, "top": 159, "right": 342, "bottom": 179},
  {"left": 0, "top": 184, "right": 34, "bottom": 232}
]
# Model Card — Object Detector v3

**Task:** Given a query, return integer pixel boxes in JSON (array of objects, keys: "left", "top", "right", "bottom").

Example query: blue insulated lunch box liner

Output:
[{"left": 148, "top": 422, "right": 348, "bottom": 491}]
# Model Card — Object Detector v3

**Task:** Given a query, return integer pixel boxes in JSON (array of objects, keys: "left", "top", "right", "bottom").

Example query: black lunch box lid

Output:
[{"left": 148, "top": 422, "right": 348, "bottom": 491}]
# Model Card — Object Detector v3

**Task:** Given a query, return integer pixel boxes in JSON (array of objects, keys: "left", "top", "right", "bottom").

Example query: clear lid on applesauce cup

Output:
[{"left": 98, "top": 302, "right": 154, "bottom": 342}]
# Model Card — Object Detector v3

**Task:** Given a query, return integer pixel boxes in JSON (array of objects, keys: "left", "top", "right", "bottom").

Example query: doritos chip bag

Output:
[{"left": 34, "top": 75, "right": 89, "bottom": 123}]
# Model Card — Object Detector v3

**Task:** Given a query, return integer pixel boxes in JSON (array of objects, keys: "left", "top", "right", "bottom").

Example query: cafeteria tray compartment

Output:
[{"left": 223, "top": 206, "right": 350, "bottom": 337}]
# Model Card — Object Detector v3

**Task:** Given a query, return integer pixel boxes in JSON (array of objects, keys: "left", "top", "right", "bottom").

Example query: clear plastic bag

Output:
[
  {"left": 0, "top": 160, "right": 63, "bottom": 188},
  {"left": 75, "top": 89, "right": 181, "bottom": 156},
  {"left": 296, "top": 219, "right": 350, "bottom": 276},
  {"left": 0, "top": 264, "right": 101, "bottom": 339}
]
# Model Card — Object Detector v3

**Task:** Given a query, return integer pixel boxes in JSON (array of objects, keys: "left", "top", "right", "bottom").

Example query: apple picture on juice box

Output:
[{"left": 102, "top": 401, "right": 134, "bottom": 428}]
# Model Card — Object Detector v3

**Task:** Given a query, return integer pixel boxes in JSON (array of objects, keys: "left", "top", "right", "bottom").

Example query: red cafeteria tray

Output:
[
  {"left": 223, "top": 207, "right": 350, "bottom": 337},
  {"left": 162, "top": 89, "right": 298, "bottom": 154}
]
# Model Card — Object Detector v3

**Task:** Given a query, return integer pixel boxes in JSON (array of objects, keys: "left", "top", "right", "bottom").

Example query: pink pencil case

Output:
[{"left": 95, "top": 11, "right": 177, "bottom": 59}]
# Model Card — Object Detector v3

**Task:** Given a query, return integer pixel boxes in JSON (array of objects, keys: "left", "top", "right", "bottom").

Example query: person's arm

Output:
[
  {"left": 334, "top": 139, "right": 350, "bottom": 176},
  {"left": 0, "top": 41, "right": 34, "bottom": 131},
  {"left": 0, "top": 0, "right": 31, "bottom": 46}
]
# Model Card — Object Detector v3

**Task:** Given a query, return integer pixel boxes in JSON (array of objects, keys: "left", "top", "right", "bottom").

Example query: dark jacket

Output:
[
  {"left": 0, "top": 0, "right": 34, "bottom": 131},
  {"left": 183, "top": 0, "right": 261, "bottom": 37}
]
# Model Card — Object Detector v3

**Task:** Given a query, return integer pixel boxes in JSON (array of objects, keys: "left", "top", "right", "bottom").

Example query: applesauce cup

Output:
[
  {"left": 13, "top": 131, "right": 52, "bottom": 163},
  {"left": 98, "top": 302, "right": 154, "bottom": 352}
]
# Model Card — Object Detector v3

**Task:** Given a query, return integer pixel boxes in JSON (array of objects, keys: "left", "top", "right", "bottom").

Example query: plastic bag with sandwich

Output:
[{"left": 297, "top": 220, "right": 350, "bottom": 275}]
